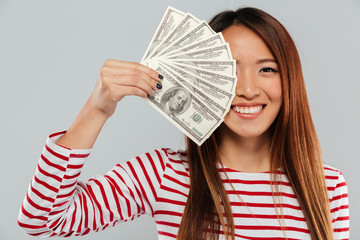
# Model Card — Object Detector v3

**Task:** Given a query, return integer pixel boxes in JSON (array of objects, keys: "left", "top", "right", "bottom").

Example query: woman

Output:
[{"left": 18, "top": 7, "right": 349, "bottom": 240}]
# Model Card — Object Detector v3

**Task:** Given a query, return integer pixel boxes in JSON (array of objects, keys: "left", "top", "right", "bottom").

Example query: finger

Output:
[
  {"left": 102, "top": 75, "right": 155, "bottom": 97},
  {"left": 109, "top": 85, "right": 149, "bottom": 101},
  {"left": 103, "top": 60, "right": 161, "bottom": 81},
  {"left": 101, "top": 67, "right": 162, "bottom": 92}
]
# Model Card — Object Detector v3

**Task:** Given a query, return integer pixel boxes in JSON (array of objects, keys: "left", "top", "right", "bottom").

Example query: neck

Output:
[{"left": 217, "top": 125, "right": 272, "bottom": 173}]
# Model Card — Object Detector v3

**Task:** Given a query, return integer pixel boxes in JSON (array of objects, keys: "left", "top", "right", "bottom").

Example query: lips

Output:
[
  {"left": 231, "top": 103, "right": 266, "bottom": 119},
  {"left": 232, "top": 105, "right": 263, "bottom": 114}
]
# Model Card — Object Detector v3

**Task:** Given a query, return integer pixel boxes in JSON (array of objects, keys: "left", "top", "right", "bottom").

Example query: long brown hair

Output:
[{"left": 177, "top": 7, "right": 334, "bottom": 240}]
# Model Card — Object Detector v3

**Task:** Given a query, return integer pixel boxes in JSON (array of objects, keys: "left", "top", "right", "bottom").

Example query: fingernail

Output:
[
  {"left": 158, "top": 74, "right": 163, "bottom": 80},
  {"left": 156, "top": 82, "right": 162, "bottom": 90}
]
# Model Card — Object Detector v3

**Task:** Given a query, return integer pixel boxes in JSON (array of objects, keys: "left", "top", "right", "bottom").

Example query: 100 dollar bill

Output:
[{"left": 146, "top": 66, "right": 224, "bottom": 145}]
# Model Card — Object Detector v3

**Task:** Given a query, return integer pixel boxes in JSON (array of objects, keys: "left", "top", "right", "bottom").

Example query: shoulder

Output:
[{"left": 322, "top": 163, "right": 348, "bottom": 199}]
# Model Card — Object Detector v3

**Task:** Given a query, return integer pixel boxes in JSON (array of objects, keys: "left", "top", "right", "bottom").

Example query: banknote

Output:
[
  {"left": 146, "top": 66, "right": 224, "bottom": 145},
  {"left": 168, "top": 59, "right": 236, "bottom": 77},
  {"left": 167, "top": 44, "right": 233, "bottom": 61},
  {"left": 162, "top": 32, "right": 226, "bottom": 58},
  {"left": 141, "top": 6, "right": 237, "bottom": 145},
  {"left": 141, "top": 7, "right": 186, "bottom": 62},
  {"left": 162, "top": 60, "right": 237, "bottom": 93},
  {"left": 156, "top": 21, "right": 216, "bottom": 58},
  {"left": 157, "top": 63, "right": 229, "bottom": 117},
  {"left": 159, "top": 61, "right": 235, "bottom": 115},
  {"left": 147, "top": 13, "right": 200, "bottom": 60}
]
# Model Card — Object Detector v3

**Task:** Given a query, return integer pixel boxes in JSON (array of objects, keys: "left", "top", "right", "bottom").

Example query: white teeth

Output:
[{"left": 233, "top": 105, "right": 263, "bottom": 114}]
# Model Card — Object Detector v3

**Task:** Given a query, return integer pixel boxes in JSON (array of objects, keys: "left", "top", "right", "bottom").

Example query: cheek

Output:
[{"left": 266, "top": 80, "right": 282, "bottom": 104}]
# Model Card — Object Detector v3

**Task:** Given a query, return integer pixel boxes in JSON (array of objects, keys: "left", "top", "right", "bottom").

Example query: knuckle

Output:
[
  {"left": 131, "top": 68, "right": 140, "bottom": 76},
  {"left": 99, "top": 66, "right": 109, "bottom": 76},
  {"left": 133, "top": 88, "right": 144, "bottom": 96},
  {"left": 104, "top": 58, "right": 115, "bottom": 66},
  {"left": 133, "top": 62, "right": 141, "bottom": 68}
]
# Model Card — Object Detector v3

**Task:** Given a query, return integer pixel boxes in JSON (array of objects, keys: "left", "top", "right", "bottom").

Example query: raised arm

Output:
[
  {"left": 57, "top": 59, "right": 162, "bottom": 149},
  {"left": 18, "top": 60, "right": 165, "bottom": 237}
]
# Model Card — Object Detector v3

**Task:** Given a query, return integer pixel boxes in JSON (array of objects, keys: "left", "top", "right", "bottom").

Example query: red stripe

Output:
[
  {"left": 31, "top": 185, "right": 55, "bottom": 203},
  {"left": 154, "top": 210, "right": 183, "bottom": 217},
  {"left": 335, "top": 181, "right": 347, "bottom": 188},
  {"left": 64, "top": 172, "right": 80, "bottom": 179},
  {"left": 21, "top": 205, "right": 48, "bottom": 221},
  {"left": 28, "top": 231, "right": 51, "bottom": 236},
  {"left": 160, "top": 185, "right": 188, "bottom": 197},
  {"left": 163, "top": 174, "right": 189, "bottom": 188},
  {"left": 136, "top": 156, "right": 156, "bottom": 215},
  {"left": 53, "top": 201, "right": 67, "bottom": 208},
  {"left": 230, "top": 201, "right": 302, "bottom": 210},
  {"left": 93, "top": 178, "right": 114, "bottom": 222},
  {"left": 234, "top": 224, "right": 309, "bottom": 233},
  {"left": 224, "top": 178, "right": 291, "bottom": 187},
  {"left": 331, "top": 205, "right": 349, "bottom": 213},
  {"left": 157, "top": 197, "right": 185, "bottom": 206},
  {"left": 168, "top": 157, "right": 183, "bottom": 164},
  {"left": 87, "top": 184, "right": 105, "bottom": 226},
  {"left": 226, "top": 189, "right": 296, "bottom": 199},
  {"left": 158, "top": 230, "right": 177, "bottom": 238},
  {"left": 64, "top": 231, "right": 74, "bottom": 237},
  {"left": 41, "top": 154, "right": 66, "bottom": 171},
  {"left": 34, "top": 175, "right": 58, "bottom": 193},
  {"left": 45, "top": 144, "right": 69, "bottom": 161},
  {"left": 83, "top": 228, "right": 91, "bottom": 235},
  {"left": 60, "top": 181, "right": 77, "bottom": 189},
  {"left": 49, "top": 131, "right": 67, "bottom": 138},
  {"left": 231, "top": 213, "right": 305, "bottom": 222},
  {"left": 69, "top": 201, "right": 77, "bottom": 232},
  {"left": 325, "top": 175, "right": 339, "bottom": 180},
  {"left": 57, "top": 188, "right": 76, "bottom": 198},
  {"left": 156, "top": 149, "right": 166, "bottom": 171},
  {"left": 165, "top": 162, "right": 189, "bottom": 177},
  {"left": 166, "top": 150, "right": 180, "bottom": 156},
  {"left": 17, "top": 220, "right": 47, "bottom": 230},
  {"left": 330, "top": 193, "right": 348, "bottom": 202},
  {"left": 155, "top": 220, "right": 179, "bottom": 228},
  {"left": 49, "top": 209, "right": 65, "bottom": 216},
  {"left": 111, "top": 168, "right": 134, "bottom": 217},
  {"left": 324, "top": 166, "right": 339, "bottom": 172},
  {"left": 105, "top": 175, "right": 124, "bottom": 220},
  {"left": 49, "top": 217, "right": 60, "bottom": 229},
  {"left": 146, "top": 152, "right": 162, "bottom": 185},
  {"left": 69, "top": 153, "right": 90, "bottom": 158},
  {"left": 127, "top": 161, "right": 151, "bottom": 214},
  {"left": 67, "top": 164, "right": 84, "bottom": 169},
  {"left": 78, "top": 184, "right": 96, "bottom": 230},
  {"left": 333, "top": 216, "right": 349, "bottom": 222},
  {"left": 81, "top": 192, "right": 89, "bottom": 229},
  {"left": 334, "top": 227, "right": 350, "bottom": 232},
  {"left": 217, "top": 229, "right": 300, "bottom": 240},
  {"left": 37, "top": 164, "right": 62, "bottom": 182}
]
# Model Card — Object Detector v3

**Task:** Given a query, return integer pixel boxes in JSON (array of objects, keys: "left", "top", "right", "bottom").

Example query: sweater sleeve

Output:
[
  {"left": 18, "top": 131, "right": 169, "bottom": 237},
  {"left": 330, "top": 171, "right": 350, "bottom": 240}
]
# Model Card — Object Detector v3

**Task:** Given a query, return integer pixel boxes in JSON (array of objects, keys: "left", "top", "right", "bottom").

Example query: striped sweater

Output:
[{"left": 18, "top": 131, "right": 349, "bottom": 239}]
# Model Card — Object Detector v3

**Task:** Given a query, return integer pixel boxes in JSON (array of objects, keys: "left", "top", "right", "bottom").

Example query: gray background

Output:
[{"left": 0, "top": 0, "right": 359, "bottom": 239}]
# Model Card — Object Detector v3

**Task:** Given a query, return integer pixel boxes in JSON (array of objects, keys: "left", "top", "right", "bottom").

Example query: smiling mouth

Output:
[{"left": 231, "top": 105, "right": 266, "bottom": 114}]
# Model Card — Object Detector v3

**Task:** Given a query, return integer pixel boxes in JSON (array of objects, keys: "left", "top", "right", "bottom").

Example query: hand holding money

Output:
[
  {"left": 141, "top": 7, "right": 237, "bottom": 145},
  {"left": 93, "top": 60, "right": 162, "bottom": 119}
]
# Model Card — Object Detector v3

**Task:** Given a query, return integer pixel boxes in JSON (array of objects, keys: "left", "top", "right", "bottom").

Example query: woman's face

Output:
[{"left": 222, "top": 25, "right": 282, "bottom": 139}]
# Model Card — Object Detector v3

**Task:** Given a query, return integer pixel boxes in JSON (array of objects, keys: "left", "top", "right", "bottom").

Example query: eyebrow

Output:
[
  {"left": 256, "top": 58, "right": 277, "bottom": 64},
  {"left": 236, "top": 58, "right": 278, "bottom": 64}
]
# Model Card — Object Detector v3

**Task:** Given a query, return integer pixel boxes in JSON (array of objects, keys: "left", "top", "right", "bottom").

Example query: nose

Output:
[{"left": 235, "top": 70, "right": 260, "bottom": 99}]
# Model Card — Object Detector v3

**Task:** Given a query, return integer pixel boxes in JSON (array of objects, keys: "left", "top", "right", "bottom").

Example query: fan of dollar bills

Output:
[{"left": 141, "top": 6, "right": 237, "bottom": 146}]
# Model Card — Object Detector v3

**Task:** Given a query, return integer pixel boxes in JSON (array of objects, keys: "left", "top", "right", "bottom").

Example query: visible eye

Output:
[{"left": 260, "top": 67, "right": 278, "bottom": 73}]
